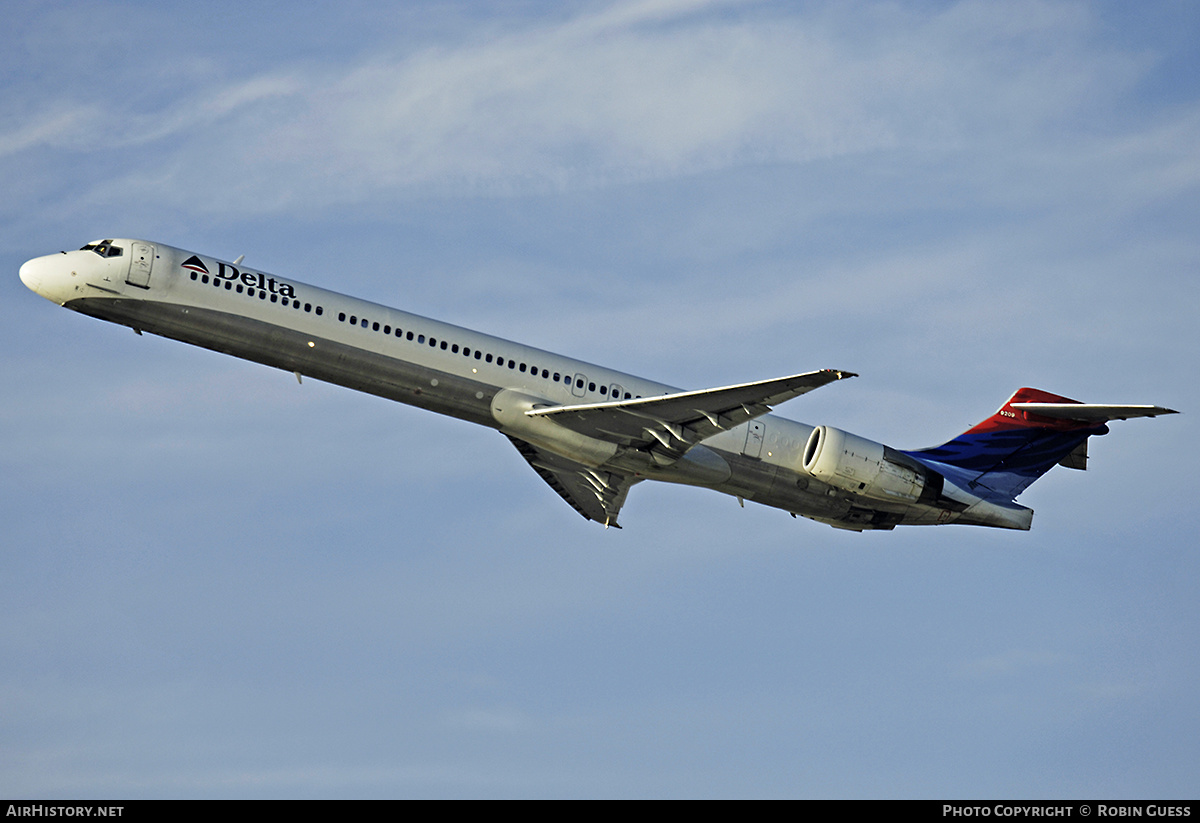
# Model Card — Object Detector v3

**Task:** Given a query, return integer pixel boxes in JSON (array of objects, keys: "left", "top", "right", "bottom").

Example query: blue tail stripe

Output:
[{"left": 904, "top": 426, "right": 1105, "bottom": 499}]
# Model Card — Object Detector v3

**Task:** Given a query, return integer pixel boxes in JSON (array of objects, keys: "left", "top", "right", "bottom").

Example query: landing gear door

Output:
[{"left": 127, "top": 242, "right": 155, "bottom": 289}]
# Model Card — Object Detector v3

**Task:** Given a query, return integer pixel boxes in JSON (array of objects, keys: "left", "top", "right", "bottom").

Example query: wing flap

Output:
[{"left": 507, "top": 435, "right": 640, "bottom": 528}]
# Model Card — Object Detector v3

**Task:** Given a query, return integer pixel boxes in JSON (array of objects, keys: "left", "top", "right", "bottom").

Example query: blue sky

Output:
[{"left": 2, "top": 0, "right": 1197, "bottom": 798}]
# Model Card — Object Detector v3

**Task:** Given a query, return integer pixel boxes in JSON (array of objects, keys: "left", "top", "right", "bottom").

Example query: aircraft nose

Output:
[
  {"left": 20, "top": 252, "right": 75, "bottom": 302},
  {"left": 19, "top": 256, "right": 44, "bottom": 291}
]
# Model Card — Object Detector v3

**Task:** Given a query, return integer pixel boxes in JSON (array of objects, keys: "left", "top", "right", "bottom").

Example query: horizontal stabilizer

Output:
[{"left": 1011, "top": 402, "right": 1178, "bottom": 422}]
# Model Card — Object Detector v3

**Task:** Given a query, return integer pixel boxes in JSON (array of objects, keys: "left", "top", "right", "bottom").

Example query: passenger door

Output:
[{"left": 126, "top": 242, "right": 155, "bottom": 289}]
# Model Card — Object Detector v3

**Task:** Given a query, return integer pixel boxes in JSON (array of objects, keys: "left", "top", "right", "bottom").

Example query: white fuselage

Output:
[{"left": 20, "top": 238, "right": 1016, "bottom": 531}]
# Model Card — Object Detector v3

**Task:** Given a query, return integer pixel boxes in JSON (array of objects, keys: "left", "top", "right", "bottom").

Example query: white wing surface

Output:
[{"left": 527, "top": 369, "right": 854, "bottom": 463}]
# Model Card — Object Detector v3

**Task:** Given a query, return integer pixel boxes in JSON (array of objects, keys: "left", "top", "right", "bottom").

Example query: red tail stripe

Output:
[{"left": 966, "top": 387, "right": 1090, "bottom": 434}]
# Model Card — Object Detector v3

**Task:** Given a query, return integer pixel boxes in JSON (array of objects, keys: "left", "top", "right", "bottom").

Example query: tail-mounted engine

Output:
[{"left": 802, "top": 426, "right": 930, "bottom": 504}]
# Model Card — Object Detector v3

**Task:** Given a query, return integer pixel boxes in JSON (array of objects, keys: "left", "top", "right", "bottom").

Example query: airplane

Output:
[{"left": 19, "top": 238, "right": 1178, "bottom": 532}]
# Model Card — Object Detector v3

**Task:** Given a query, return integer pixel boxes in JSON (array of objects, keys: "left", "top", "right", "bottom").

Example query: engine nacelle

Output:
[{"left": 802, "top": 425, "right": 928, "bottom": 504}]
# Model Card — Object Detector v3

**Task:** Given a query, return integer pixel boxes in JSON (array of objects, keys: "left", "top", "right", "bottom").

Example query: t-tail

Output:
[{"left": 902, "top": 388, "right": 1178, "bottom": 530}]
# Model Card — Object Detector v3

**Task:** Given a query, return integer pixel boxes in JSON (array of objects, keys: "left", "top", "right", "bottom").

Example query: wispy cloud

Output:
[
  {"left": 2, "top": 0, "right": 1166, "bottom": 215},
  {"left": 446, "top": 707, "right": 530, "bottom": 732},
  {"left": 957, "top": 649, "right": 1063, "bottom": 678}
]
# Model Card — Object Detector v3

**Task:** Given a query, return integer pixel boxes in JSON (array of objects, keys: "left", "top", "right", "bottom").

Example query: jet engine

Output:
[{"left": 802, "top": 426, "right": 929, "bottom": 504}]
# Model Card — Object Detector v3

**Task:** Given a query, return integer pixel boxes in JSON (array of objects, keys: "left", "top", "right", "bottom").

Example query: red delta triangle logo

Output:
[{"left": 181, "top": 255, "right": 208, "bottom": 274}]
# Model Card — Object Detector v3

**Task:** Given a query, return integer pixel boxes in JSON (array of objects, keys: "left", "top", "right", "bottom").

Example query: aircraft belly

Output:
[
  {"left": 708, "top": 449, "right": 920, "bottom": 523},
  {"left": 620, "top": 443, "right": 732, "bottom": 487},
  {"left": 64, "top": 298, "right": 498, "bottom": 427}
]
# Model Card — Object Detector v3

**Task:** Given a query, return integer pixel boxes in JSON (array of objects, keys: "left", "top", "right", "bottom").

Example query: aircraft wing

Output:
[
  {"left": 506, "top": 436, "right": 641, "bottom": 528},
  {"left": 526, "top": 369, "right": 855, "bottom": 462}
]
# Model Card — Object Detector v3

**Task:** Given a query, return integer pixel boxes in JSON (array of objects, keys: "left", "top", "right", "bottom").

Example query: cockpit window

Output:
[{"left": 80, "top": 240, "right": 123, "bottom": 258}]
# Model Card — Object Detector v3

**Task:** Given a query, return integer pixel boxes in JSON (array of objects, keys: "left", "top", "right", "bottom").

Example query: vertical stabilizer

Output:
[{"left": 903, "top": 388, "right": 1110, "bottom": 500}]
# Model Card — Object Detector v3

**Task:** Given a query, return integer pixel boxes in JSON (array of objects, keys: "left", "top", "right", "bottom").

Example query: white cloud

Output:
[
  {"left": 957, "top": 648, "right": 1063, "bottom": 678},
  {"left": 446, "top": 707, "right": 530, "bottom": 732},
  {"left": 5, "top": 0, "right": 1169, "bottom": 216},
  {"left": 0, "top": 106, "right": 95, "bottom": 157}
]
